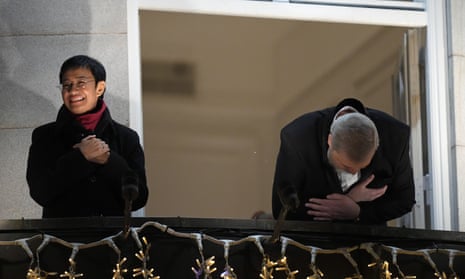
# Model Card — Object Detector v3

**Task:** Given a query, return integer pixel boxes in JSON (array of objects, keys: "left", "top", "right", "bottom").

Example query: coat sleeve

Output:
[
  {"left": 358, "top": 126, "right": 416, "bottom": 224},
  {"left": 272, "top": 129, "right": 306, "bottom": 219},
  {"left": 98, "top": 127, "right": 149, "bottom": 211},
  {"left": 26, "top": 127, "right": 99, "bottom": 207}
]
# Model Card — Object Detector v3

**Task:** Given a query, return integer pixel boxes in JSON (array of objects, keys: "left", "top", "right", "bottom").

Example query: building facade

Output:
[{"left": 1, "top": 0, "right": 464, "bottom": 232}]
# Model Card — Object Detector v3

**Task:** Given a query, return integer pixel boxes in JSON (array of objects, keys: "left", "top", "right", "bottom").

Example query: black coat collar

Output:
[{"left": 53, "top": 103, "right": 116, "bottom": 144}]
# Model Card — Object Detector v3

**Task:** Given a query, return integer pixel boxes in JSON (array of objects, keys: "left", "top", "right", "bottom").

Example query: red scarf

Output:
[{"left": 75, "top": 101, "right": 107, "bottom": 131}]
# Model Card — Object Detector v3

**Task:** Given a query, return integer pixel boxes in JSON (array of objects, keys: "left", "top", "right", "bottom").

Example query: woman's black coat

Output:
[{"left": 27, "top": 105, "right": 149, "bottom": 218}]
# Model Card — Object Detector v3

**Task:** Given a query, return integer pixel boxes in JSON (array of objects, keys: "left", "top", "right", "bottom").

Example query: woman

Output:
[{"left": 26, "top": 55, "right": 148, "bottom": 218}]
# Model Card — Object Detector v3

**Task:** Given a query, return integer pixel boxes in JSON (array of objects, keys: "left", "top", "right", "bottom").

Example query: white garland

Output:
[{"left": 0, "top": 221, "right": 463, "bottom": 278}]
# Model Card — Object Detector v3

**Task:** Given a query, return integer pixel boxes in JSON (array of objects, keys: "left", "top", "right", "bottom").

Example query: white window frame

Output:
[{"left": 127, "top": 0, "right": 453, "bottom": 230}]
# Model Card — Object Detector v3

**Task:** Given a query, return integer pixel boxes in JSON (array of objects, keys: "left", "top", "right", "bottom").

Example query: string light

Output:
[
  {"left": 26, "top": 267, "right": 41, "bottom": 279},
  {"left": 381, "top": 261, "right": 393, "bottom": 279},
  {"left": 275, "top": 256, "right": 299, "bottom": 279},
  {"left": 259, "top": 255, "right": 276, "bottom": 279},
  {"left": 306, "top": 266, "right": 324, "bottom": 279},
  {"left": 220, "top": 265, "right": 237, "bottom": 279},
  {"left": 192, "top": 256, "right": 217, "bottom": 279},
  {"left": 0, "top": 221, "right": 464, "bottom": 278},
  {"left": 112, "top": 257, "right": 128, "bottom": 279},
  {"left": 26, "top": 266, "right": 57, "bottom": 279},
  {"left": 133, "top": 236, "right": 159, "bottom": 279},
  {"left": 59, "top": 258, "right": 83, "bottom": 279}
]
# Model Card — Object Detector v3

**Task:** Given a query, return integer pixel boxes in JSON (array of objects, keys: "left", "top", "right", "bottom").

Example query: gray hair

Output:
[{"left": 330, "top": 113, "right": 379, "bottom": 163}]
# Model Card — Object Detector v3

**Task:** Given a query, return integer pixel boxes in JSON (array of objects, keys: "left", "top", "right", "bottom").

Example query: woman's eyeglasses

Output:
[{"left": 58, "top": 79, "right": 95, "bottom": 93}]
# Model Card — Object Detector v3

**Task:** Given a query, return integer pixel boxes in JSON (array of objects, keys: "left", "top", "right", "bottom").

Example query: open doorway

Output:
[{"left": 138, "top": 10, "right": 422, "bottom": 224}]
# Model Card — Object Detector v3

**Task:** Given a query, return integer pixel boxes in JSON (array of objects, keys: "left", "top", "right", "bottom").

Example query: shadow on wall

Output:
[
  {"left": 0, "top": 0, "right": 93, "bottom": 219},
  {"left": 0, "top": 56, "right": 56, "bottom": 128}
]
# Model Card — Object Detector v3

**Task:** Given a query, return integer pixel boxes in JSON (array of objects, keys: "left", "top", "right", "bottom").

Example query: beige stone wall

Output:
[
  {"left": 447, "top": 0, "right": 465, "bottom": 230},
  {"left": 0, "top": 0, "right": 129, "bottom": 219}
]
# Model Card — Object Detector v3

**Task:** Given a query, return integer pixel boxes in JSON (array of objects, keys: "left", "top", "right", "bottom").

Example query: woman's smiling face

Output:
[{"left": 60, "top": 67, "right": 106, "bottom": 115}]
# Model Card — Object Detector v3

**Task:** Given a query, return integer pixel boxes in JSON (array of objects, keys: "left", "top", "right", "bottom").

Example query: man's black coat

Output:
[{"left": 272, "top": 98, "right": 415, "bottom": 225}]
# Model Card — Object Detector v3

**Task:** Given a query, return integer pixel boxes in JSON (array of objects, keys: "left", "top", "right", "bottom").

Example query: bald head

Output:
[{"left": 329, "top": 113, "right": 379, "bottom": 164}]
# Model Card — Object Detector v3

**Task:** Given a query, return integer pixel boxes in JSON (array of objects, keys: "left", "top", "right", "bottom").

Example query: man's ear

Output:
[
  {"left": 96, "top": 81, "right": 106, "bottom": 97},
  {"left": 327, "top": 133, "right": 332, "bottom": 147}
]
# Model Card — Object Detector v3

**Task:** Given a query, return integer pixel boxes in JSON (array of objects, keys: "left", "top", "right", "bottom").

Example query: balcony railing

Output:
[{"left": 1, "top": 217, "right": 464, "bottom": 278}]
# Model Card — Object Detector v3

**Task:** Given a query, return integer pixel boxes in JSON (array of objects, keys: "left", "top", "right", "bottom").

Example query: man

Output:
[
  {"left": 272, "top": 98, "right": 415, "bottom": 225},
  {"left": 27, "top": 55, "right": 148, "bottom": 218}
]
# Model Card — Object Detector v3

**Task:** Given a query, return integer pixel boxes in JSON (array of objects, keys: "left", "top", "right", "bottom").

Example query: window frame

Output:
[{"left": 128, "top": 0, "right": 453, "bottom": 230}]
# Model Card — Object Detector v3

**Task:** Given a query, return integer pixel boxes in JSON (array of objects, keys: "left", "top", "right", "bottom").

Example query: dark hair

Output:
[{"left": 59, "top": 55, "right": 106, "bottom": 84}]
